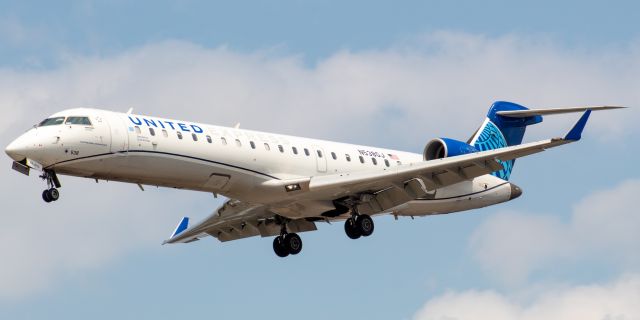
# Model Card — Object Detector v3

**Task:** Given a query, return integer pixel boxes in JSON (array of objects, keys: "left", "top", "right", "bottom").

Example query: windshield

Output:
[
  {"left": 65, "top": 116, "right": 92, "bottom": 125},
  {"left": 38, "top": 117, "right": 65, "bottom": 127}
]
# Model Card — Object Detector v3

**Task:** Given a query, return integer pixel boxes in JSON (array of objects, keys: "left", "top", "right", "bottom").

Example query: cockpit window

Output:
[
  {"left": 38, "top": 117, "right": 66, "bottom": 127},
  {"left": 65, "top": 117, "right": 92, "bottom": 126}
]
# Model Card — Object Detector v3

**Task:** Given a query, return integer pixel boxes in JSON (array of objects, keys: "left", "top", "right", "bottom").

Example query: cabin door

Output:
[{"left": 314, "top": 146, "right": 327, "bottom": 173}]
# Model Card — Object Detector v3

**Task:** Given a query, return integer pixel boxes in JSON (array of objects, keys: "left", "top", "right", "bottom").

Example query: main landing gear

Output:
[
  {"left": 273, "top": 222, "right": 303, "bottom": 258},
  {"left": 271, "top": 208, "right": 375, "bottom": 257},
  {"left": 273, "top": 233, "right": 302, "bottom": 258},
  {"left": 344, "top": 213, "right": 374, "bottom": 240},
  {"left": 40, "top": 169, "right": 61, "bottom": 203}
]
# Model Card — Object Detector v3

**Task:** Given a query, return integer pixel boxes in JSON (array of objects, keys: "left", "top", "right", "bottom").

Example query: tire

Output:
[
  {"left": 273, "top": 236, "right": 289, "bottom": 257},
  {"left": 356, "top": 215, "right": 374, "bottom": 237},
  {"left": 42, "top": 190, "right": 52, "bottom": 203},
  {"left": 284, "top": 233, "right": 302, "bottom": 255},
  {"left": 49, "top": 188, "right": 59, "bottom": 201},
  {"left": 344, "top": 218, "right": 361, "bottom": 239}
]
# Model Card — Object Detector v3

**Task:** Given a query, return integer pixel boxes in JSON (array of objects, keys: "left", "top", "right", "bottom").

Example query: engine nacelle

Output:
[{"left": 424, "top": 138, "right": 478, "bottom": 160}]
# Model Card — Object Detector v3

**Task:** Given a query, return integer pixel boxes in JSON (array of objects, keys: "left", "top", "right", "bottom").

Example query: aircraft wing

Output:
[
  {"left": 266, "top": 110, "right": 592, "bottom": 213},
  {"left": 163, "top": 199, "right": 317, "bottom": 244},
  {"left": 310, "top": 137, "right": 564, "bottom": 192}
]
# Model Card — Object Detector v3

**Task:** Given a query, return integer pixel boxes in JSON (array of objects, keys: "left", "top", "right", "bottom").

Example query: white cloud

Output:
[
  {"left": 0, "top": 173, "right": 212, "bottom": 299},
  {"left": 0, "top": 33, "right": 638, "bottom": 299},
  {"left": 469, "top": 179, "right": 640, "bottom": 285},
  {"left": 413, "top": 274, "right": 640, "bottom": 320},
  {"left": 3, "top": 33, "right": 638, "bottom": 146}
]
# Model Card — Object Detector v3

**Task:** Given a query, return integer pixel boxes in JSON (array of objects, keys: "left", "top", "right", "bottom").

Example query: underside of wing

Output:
[{"left": 163, "top": 199, "right": 317, "bottom": 244}]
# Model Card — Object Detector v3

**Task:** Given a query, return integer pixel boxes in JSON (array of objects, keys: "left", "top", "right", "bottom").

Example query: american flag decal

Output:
[{"left": 388, "top": 154, "right": 399, "bottom": 160}]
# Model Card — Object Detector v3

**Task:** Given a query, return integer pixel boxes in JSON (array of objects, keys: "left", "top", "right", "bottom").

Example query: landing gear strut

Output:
[
  {"left": 40, "top": 169, "right": 61, "bottom": 203},
  {"left": 272, "top": 223, "right": 303, "bottom": 257}
]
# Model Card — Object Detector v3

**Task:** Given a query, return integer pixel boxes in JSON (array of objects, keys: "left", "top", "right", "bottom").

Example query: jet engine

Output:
[{"left": 423, "top": 138, "right": 478, "bottom": 160}]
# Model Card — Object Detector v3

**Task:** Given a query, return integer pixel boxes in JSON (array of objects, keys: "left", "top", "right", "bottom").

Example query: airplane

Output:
[{"left": 5, "top": 101, "right": 624, "bottom": 257}]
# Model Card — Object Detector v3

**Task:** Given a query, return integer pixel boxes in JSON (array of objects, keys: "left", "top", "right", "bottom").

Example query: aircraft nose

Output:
[
  {"left": 509, "top": 183, "right": 523, "bottom": 200},
  {"left": 5, "top": 137, "right": 28, "bottom": 161}
]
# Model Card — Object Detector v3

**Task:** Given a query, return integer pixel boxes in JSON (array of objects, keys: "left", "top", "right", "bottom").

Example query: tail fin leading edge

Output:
[{"left": 469, "top": 101, "right": 543, "bottom": 180}]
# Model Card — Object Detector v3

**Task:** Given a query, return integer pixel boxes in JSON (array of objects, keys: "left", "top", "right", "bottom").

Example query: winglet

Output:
[
  {"left": 564, "top": 110, "right": 592, "bottom": 141},
  {"left": 169, "top": 217, "right": 189, "bottom": 239}
]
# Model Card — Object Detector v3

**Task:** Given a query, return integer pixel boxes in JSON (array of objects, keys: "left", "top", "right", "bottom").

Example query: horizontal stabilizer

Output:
[{"left": 496, "top": 105, "right": 625, "bottom": 118}]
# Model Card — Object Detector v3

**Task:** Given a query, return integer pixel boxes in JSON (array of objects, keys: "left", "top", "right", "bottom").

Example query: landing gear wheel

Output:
[
  {"left": 273, "top": 236, "right": 289, "bottom": 258},
  {"left": 284, "top": 233, "right": 302, "bottom": 255},
  {"left": 356, "top": 214, "right": 374, "bottom": 237},
  {"left": 48, "top": 188, "right": 59, "bottom": 201},
  {"left": 42, "top": 190, "right": 52, "bottom": 203},
  {"left": 40, "top": 170, "right": 61, "bottom": 203},
  {"left": 344, "top": 218, "right": 362, "bottom": 239}
]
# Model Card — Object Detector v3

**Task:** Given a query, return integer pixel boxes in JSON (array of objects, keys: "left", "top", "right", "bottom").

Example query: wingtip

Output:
[
  {"left": 597, "top": 105, "right": 627, "bottom": 110},
  {"left": 169, "top": 217, "right": 189, "bottom": 239},
  {"left": 564, "top": 110, "right": 592, "bottom": 141}
]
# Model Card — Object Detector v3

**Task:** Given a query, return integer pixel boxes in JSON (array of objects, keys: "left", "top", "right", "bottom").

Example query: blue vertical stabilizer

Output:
[{"left": 469, "top": 101, "right": 543, "bottom": 180}]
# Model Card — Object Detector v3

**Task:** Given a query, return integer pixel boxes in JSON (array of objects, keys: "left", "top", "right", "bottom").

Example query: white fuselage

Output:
[{"left": 5, "top": 108, "right": 515, "bottom": 219}]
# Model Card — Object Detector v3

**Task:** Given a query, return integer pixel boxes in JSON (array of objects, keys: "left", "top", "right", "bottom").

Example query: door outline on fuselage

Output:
[
  {"left": 107, "top": 114, "right": 130, "bottom": 153},
  {"left": 314, "top": 146, "right": 327, "bottom": 173}
]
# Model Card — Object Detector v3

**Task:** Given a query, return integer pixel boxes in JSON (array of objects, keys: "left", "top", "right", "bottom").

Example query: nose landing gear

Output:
[
  {"left": 39, "top": 169, "right": 61, "bottom": 203},
  {"left": 42, "top": 188, "right": 59, "bottom": 203}
]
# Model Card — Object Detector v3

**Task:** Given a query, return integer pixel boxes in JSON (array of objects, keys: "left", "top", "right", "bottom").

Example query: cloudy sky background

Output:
[{"left": 0, "top": 1, "right": 638, "bottom": 319}]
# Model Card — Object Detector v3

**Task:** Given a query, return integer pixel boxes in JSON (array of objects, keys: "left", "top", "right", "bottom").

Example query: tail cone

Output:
[{"left": 509, "top": 183, "right": 523, "bottom": 200}]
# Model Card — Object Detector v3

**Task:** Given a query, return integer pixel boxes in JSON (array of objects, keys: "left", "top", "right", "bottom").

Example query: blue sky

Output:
[{"left": 1, "top": 1, "right": 639, "bottom": 319}]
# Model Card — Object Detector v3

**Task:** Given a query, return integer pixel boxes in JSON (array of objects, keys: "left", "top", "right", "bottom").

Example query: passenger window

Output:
[
  {"left": 192, "top": 133, "right": 198, "bottom": 141},
  {"left": 317, "top": 150, "right": 323, "bottom": 158},
  {"left": 359, "top": 156, "right": 365, "bottom": 164},
  {"left": 134, "top": 126, "right": 141, "bottom": 134},
  {"left": 304, "top": 148, "right": 310, "bottom": 156},
  {"left": 264, "top": 143, "right": 270, "bottom": 151},
  {"left": 292, "top": 147, "right": 298, "bottom": 155},
  {"left": 250, "top": 141, "right": 256, "bottom": 149},
  {"left": 65, "top": 116, "right": 92, "bottom": 125},
  {"left": 346, "top": 154, "right": 351, "bottom": 162},
  {"left": 38, "top": 117, "right": 65, "bottom": 127},
  {"left": 235, "top": 139, "right": 241, "bottom": 147},
  {"left": 384, "top": 159, "right": 390, "bottom": 167},
  {"left": 331, "top": 152, "right": 337, "bottom": 160},
  {"left": 149, "top": 128, "right": 155, "bottom": 136},
  {"left": 177, "top": 132, "right": 183, "bottom": 139},
  {"left": 162, "top": 130, "right": 168, "bottom": 137},
  {"left": 372, "top": 158, "right": 377, "bottom": 165},
  {"left": 396, "top": 161, "right": 402, "bottom": 165},
  {"left": 221, "top": 137, "right": 227, "bottom": 145},
  {"left": 278, "top": 145, "right": 284, "bottom": 153},
  {"left": 206, "top": 135, "right": 212, "bottom": 143}
]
